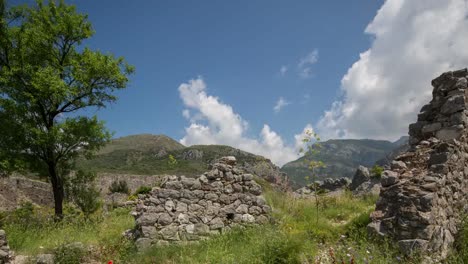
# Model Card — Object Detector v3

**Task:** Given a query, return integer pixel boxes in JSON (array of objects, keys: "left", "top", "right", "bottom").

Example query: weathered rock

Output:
[
  {"left": 381, "top": 170, "right": 399, "bottom": 187},
  {"left": 0, "top": 230, "right": 10, "bottom": 264},
  {"left": 350, "top": 166, "right": 370, "bottom": 191},
  {"left": 36, "top": 254, "right": 54, "bottom": 264},
  {"left": 369, "top": 69, "right": 468, "bottom": 261}
]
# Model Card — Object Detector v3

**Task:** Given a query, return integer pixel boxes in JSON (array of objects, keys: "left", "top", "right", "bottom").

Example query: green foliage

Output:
[
  {"left": 54, "top": 243, "right": 85, "bottom": 264},
  {"left": 3, "top": 206, "right": 133, "bottom": 261},
  {"left": 259, "top": 232, "right": 302, "bottom": 264},
  {"left": 109, "top": 180, "right": 129, "bottom": 194},
  {"left": 167, "top": 154, "right": 178, "bottom": 168},
  {"left": 133, "top": 186, "right": 152, "bottom": 196},
  {"left": 0, "top": 0, "right": 133, "bottom": 216},
  {"left": 128, "top": 226, "right": 303, "bottom": 264},
  {"left": 446, "top": 216, "right": 468, "bottom": 263},
  {"left": 65, "top": 170, "right": 101, "bottom": 216},
  {"left": 371, "top": 165, "right": 384, "bottom": 178}
]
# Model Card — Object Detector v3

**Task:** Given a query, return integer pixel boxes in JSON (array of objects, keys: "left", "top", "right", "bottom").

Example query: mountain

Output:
[
  {"left": 77, "top": 134, "right": 286, "bottom": 184},
  {"left": 281, "top": 138, "right": 407, "bottom": 187}
]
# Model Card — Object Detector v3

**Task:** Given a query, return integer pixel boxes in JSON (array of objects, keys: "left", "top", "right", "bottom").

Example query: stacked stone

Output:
[
  {"left": 0, "top": 230, "right": 10, "bottom": 264},
  {"left": 368, "top": 69, "right": 468, "bottom": 260},
  {"left": 133, "top": 156, "right": 271, "bottom": 249}
]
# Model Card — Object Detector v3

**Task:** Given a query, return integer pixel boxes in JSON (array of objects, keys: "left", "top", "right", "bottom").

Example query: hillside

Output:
[
  {"left": 77, "top": 134, "right": 286, "bottom": 184},
  {"left": 281, "top": 138, "right": 407, "bottom": 187}
]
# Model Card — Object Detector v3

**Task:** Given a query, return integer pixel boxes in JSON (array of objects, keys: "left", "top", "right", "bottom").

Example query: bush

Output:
[
  {"left": 133, "top": 186, "right": 152, "bottom": 196},
  {"left": 54, "top": 243, "right": 85, "bottom": 264},
  {"left": 259, "top": 234, "right": 302, "bottom": 264},
  {"left": 370, "top": 165, "right": 384, "bottom": 178},
  {"left": 109, "top": 180, "right": 130, "bottom": 194},
  {"left": 66, "top": 170, "right": 102, "bottom": 217}
]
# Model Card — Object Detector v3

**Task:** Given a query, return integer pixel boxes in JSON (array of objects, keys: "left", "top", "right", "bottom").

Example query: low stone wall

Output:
[
  {"left": 132, "top": 157, "right": 271, "bottom": 249},
  {"left": 0, "top": 230, "right": 10, "bottom": 264},
  {"left": 368, "top": 69, "right": 468, "bottom": 260}
]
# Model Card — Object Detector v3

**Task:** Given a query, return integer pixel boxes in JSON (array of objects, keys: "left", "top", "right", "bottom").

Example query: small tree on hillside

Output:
[{"left": 0, "top": 0, "right": 134, "bottom": 218}]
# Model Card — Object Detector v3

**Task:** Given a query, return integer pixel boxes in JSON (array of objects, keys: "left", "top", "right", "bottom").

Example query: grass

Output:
[
  {"left": 1, "top": 185, "right": 465, "bottom": 263},
  {"left": 0, "top": 204, "right": 134, "bottom": 262},
  {"left": 129, "top": 185, "right": 417, "bottom": 264}
]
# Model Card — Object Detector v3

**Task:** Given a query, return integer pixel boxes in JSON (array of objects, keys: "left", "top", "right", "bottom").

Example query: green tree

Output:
[{"left": 0, "top": 0, "right": 134, "bottom": 217}]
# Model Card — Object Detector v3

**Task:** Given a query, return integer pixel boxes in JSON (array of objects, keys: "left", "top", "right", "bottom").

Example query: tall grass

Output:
[
  {"left": 0, "top": 204, "right": 134, "bottom": 262},
  {"left": 2, "top": 187, "right": 464, "bottom": 263}
]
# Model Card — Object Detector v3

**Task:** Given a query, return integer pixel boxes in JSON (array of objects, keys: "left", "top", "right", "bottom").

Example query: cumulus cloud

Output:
[
  {"left": 179, "top": 77, "right": 310, "bottom": 166},
  {"left": 317, "top": 0, "right": 468, "bottom": 141},
  {"left": 273, "top": 97, "right": 290, "bottom": 113},
  {"left": 280, "top": 65, "right": 288, "bottom": 76},
  {"left": 298, "top": 49, "right": 319, "bottom": 78}
]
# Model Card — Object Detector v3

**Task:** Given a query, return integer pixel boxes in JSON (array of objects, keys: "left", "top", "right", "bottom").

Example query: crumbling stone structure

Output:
[
  {"left": 0, "top": 230, "right": 10, "bottom": 264},
  {"left": 368, "top": 69, "right": 468, "bottom": 260},
  {"left": 132, "top": 157, "right": 271, "bottom": 249}
]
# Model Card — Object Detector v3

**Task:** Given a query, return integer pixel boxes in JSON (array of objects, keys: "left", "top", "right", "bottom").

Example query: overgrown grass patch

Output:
[
  {"left": 1, "top": 205, "right": 134, "bottom": 262},
  {"left": 127, "top": 225, "right": 306, "bottom": 264}
]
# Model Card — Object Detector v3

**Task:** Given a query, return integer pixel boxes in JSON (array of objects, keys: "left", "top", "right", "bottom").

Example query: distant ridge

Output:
[
  {"left": 78, "top": 134, "right": 286, "bottom": 184},
  {"left": 281, "top": 138, "right": 407, "bottom": 187}
]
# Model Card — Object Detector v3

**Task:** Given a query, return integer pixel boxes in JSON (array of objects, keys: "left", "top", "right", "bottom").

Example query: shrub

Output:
[
  {"left": 370, "top": 165, "right": 384, "bottom": 178},
  {"left": 54, "top": 243, "right": 85, "bottom": 264},
  {"left": 259, "top": 233, "right": 302, "bottom": 264},
  {"left": 133, "top": 186, "right": 152, "bottom": 196},
  {"left": 66, "top": 170, "right": 102, "bottom": 217},
  {"left": 109, "top": 180, "right": 130, "bottom": 194}
]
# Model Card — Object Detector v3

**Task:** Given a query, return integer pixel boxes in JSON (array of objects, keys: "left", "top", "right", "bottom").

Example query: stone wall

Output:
[
  {"left": 132, "top": 157, "right": 271, "bottom": 249},
  {"left": 368, "top": 69, "right": 468, "bottom": 260},
  {"left": 0, "top": 177, "right": 53, "bottom": 211},
  {"left": 0, "top": 230, "right": 10, "bottom": 264}
]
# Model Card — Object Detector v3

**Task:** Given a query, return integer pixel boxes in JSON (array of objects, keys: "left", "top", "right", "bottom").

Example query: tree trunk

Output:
[{"left": 48, "top": 162, "right": 64, "bottom": 219}]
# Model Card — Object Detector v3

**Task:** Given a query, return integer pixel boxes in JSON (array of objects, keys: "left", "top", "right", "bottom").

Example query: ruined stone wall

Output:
[
  {"left": 0, "top": 230, "right": 10, "bottom": 264},
  {"left": 0, "top": 177, "right": 53, "bottom": 211},
  {"left": 132, "top": 157, "right": 271, "bottom": 249},
  {"left": 368, "top": 69, "right": 468, "bottom": 260}
]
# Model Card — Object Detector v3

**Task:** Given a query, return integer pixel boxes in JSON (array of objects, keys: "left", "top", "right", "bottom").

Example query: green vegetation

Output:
[
  {"left": 133, "top": 186, "right": 152, "bottom": 195},
  {"left": 65, "top": 170, "right": 102, "bottom": 217},
  {"left": 446, "top": 216, "right": 468, "bottom": 264},
  {"left": 2, "top": 185, "right": 466, "bottom": 263},
  {"left": 370, "top": 165, "right": 384, "bottom": 178},
  {"left": 109, "top": 180, "right": 130, "bottom": 194},
  {"left": 0, "top": 0, "right": 133, "bottom": 217},
  {"left": 77, "top": 137, "right": 272, "bottom": 176},
  {"left": 0, "top": 204, "right": 134, "bottom": 262},
  {"left": 129, "top": 188, "right": 415, "bottom": 264}
]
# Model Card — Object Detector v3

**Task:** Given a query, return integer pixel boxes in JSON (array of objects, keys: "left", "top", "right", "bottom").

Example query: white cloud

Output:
[
  {"left": 294, "top": 124, "right": 314, "bottom": 151},
  {"left": 179, "top": 77, "right": 309, "bottom": 166},
  {"left": 280, "top": 65, "right": 288, "bottom": 76},
  {"left": 273, "top": 97, "right": 290, "bottom": 113},
  {"left": 182, "top": 109, "right": 190, "bottom": 119},
  {"left": 298, "top": 49, "right": 319, "bottom": 78},
  {"left": 317, "top": 0, "right": 468, "bottom": 141}
]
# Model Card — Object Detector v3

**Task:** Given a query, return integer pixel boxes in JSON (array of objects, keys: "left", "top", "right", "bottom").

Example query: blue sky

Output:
[
  {"left": 68, "top": 0, "right": 382, "bottom": 138},
  {"left": 10, "top": 1, "right": 468, "bottom": 165}
]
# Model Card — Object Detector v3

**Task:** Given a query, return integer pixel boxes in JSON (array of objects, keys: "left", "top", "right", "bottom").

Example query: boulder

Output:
[{"left": 350, "top": 166, "right": 370, "bottom": 190}]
